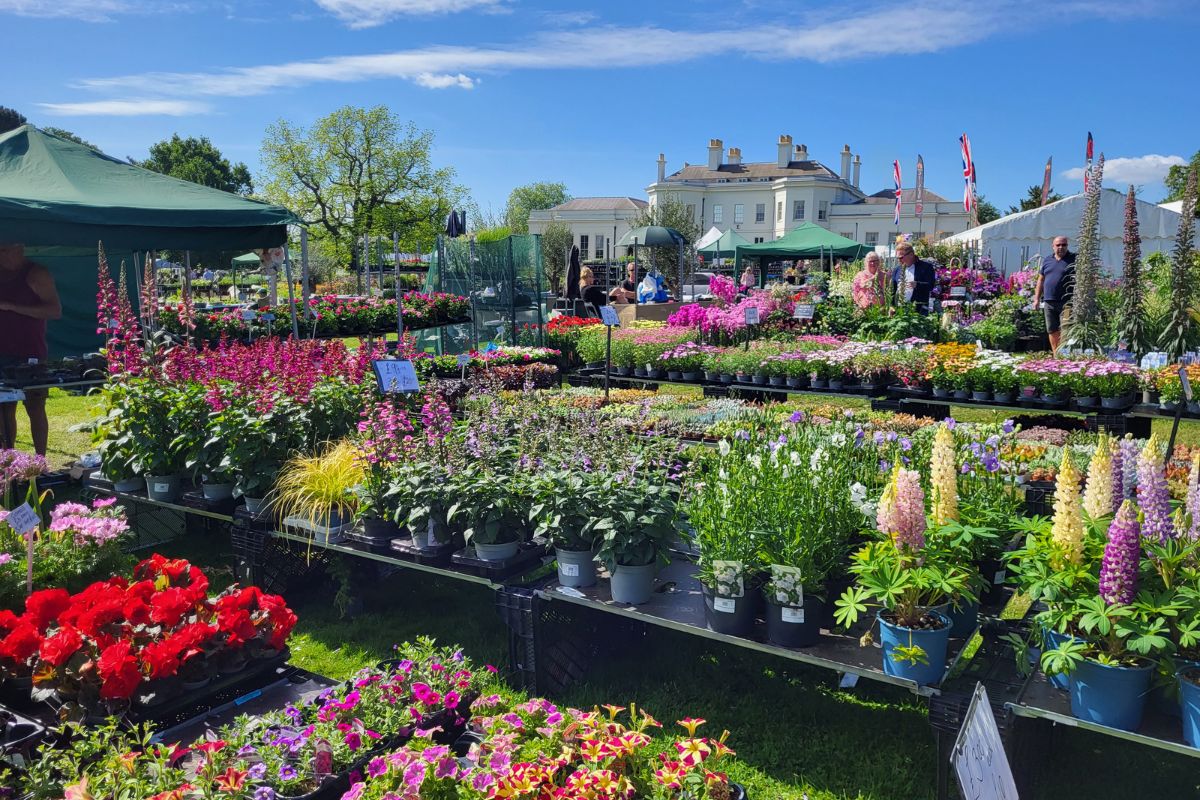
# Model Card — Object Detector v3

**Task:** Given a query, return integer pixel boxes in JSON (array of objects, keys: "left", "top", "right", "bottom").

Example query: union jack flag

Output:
[
  {"left": 1084, "top": 131, "right": 1094, "bottom": 192},
  {"left": 893, "top": 159, "right": 902, "bottom": 226},
  {"left": 959, "top": 134, "right": 975, "bottom": 213}
]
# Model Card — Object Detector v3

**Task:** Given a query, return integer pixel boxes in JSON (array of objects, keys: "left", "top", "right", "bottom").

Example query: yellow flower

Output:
[
  {"left": 1082, "top": 434, "right": 1113, "bottom": 521},
  {"left": 1051, "top": 450, "right": 1084, "bottom": 568},
  {"left": 930, "top": 424, "right": 959, "bottom": 526}
]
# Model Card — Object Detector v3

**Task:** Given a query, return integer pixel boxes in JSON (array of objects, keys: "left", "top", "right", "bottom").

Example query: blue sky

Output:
[{"left": 4, "top": 0, "right": 1198, "bottom": 219}]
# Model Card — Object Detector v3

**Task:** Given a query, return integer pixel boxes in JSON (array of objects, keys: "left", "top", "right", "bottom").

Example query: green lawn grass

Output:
[{"left": 10, "top": 388, "right": 103, "bottom": 467}]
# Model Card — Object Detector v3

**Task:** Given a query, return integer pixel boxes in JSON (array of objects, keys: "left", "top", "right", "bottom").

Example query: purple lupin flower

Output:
[
  {"left": 1110, "top": 439, "right": 1125, "bottom": 514},
  {"left": 1099, "top": 500, "right": 1140, "bottom": 605},
  {"left": 1136, "top": 438, "right": 1173, "bottom": 543},
  {"left": 1119, "top": 436, "right": 1139, "bottom": 500}
]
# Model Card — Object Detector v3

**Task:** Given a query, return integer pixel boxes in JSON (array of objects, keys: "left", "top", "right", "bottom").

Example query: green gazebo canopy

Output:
[
  {"left": 697, "top": 228, "right": 750, "bottom": 258},
  {"left": 231, "top": 252, "right": 262, "bottom": 266},
  {"left": 734, "top": 223, "right": 870, "bottom": 266}
]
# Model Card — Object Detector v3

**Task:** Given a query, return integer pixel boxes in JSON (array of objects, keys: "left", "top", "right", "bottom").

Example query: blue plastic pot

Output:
[
  {"left": 877, "top": 610, "right": 952, "bottom": 686},
  {"left": 1180, "top": 668, "right": 1200, "bottom": 748},
  {"left": 1043, "top": 628, "right": 1077, "bottom": 691},
  {"left": 1068, "top": 658, "right": 1154, "bottom": 731},
  {"left": 1152, "top": 658, "right": 1200, "bottom": 718}
]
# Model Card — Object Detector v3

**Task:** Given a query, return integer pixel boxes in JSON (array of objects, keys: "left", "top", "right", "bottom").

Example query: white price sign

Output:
[
  {"left": 950, "top": 286, "right": 967, "bottom": 298},
  {"left": 781, "top": 607, "right": 806, "bottom": 624},
  {"left": 240, "top": 309, "right": 257, "bottom": 321},
  {"left": 372, "top": 360, "right": 421, "bottom": 393},
  {"left": 560, "top": 563, "right": 579, "bottom": 577},
  {"left": 599, "top": 305, "right": 621, "bottom": 327},
  {"left": 744, "top": 307, "right": 760, "bottom": 325},
  {"left": 793, "top": 303, "right": 815, "bottom": 320},
  {"left": 713, "top": 597, "right": 737, "bottom": 614},
  {"left": 0, "top": 389, "right": 26, "bottom": 404},
  {"left": 952, "top": 684, "right": 1018, "bottom": 800},
  {"left": 4, "top": 503, "right": 39, "bottom": 535},
  {"left": 457, "top": 353, "right": 471, "bottom": 367}
]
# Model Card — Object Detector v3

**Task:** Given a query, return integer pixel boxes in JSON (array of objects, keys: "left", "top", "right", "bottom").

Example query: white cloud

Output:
[
  {"left": 0, "top": 0, "right": 131, "bottom": 20},
  {"left": 412, "top": 72, "right": 476, "bottom": 89},
  {"left": 312, "top": 0, "right": 506, "bottom": 28},
  {"left": 541, "top": 10, "right": 597, "bottom": 26},
  {"left": 1062, "top": 154, "right": 1186, "bottom": 184},
  {"left": 38, "top": 99, "right": 211, "bottom": 116}
]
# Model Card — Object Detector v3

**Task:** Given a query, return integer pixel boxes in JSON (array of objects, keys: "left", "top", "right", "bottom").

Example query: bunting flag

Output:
[
  {"left": 915, "top": 155, "right": 925, "bottom": 217},
  {"left": 959, "top": 134, "right": 975, "bottom": 213},
  {"left": 1040, "top": 156, "right": 1053, "bottom": 206},
  {"left": 893, "top": 160, "right": 902, "bottom": 225},
  {"left": 1084, "top": 132, "right": 1094, "bottom": 192}
]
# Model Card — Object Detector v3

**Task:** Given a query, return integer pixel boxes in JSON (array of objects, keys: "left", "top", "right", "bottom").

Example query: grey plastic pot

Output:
[
  {"left": 474, "top": 540, "right": 520, "bottom": 561},
  {"left": 555, "top": 548, "right": 597, "bottom": 588},
  {"left": 113, "top": 476, "right": 144, "bottom": 493},
  {"left": 145, "top": 474, "right": 181, "bottom": 502},
  {"left": 411, "top": 517, "right": 446, "bottom": 550},
  {"left": 242, "top": 496, "right": 267, "bottom": 514},
  {"left": 201, "top": 482, "right": 235, "bottom": 501},
  {"left": 610, "top": 562, "right": 655, "bottom": 604}
]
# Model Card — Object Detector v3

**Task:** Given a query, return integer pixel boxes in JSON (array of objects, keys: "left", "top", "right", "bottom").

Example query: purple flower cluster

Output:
[
  {"left": 1136, "top": 440, "right": 1173, "bottom": 544},
  {"left": 46, "top": 498, "right": 130, "bottom": 546},
  {"left": 1099, "top": 500, "right": 1140, "bottom": 605},
  {"left": 0, "top": 449, "right": 48, "bottom": 494}
]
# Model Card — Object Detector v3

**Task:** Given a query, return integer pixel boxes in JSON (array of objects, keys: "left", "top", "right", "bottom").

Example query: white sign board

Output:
[
  {"left": 744, "top": 306, "right": 760, "bottom": 325},
  {"left": 793, "top": 303, "right": 815, "bottom": 320},
  {"left": 372, "top": 360, "right": 420, "bottom": 394},
  {"left": 599, "top": 306, "right": 621, "bottom": 327},
  {"left": 0, "top": 389, "right": 26, "bottom": 404},
  {"left": 952, "top": 683, "right": 1018, "bottom": 800},
  {"left": 5, "top": 503, "right": 39, "bottom": 535},
  {"left": 457, "top": 353, "right": 471, "bottom": 367},
  {"left": 950, "top": 286, "right": 967, "bottom": 298},
  {"left": 240, "top": 309, "right": 257, "bottom": 321}
]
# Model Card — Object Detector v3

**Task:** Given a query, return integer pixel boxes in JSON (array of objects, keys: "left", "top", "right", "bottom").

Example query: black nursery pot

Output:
[
  {"left": 701, "top": 585, "right": 757, "bottom": 637},
  {"left": 765, "top": 595, "right": 825, "bottom": 648},
  {"left": 361, "top": 517, "right": 401, "bottom": 541}
]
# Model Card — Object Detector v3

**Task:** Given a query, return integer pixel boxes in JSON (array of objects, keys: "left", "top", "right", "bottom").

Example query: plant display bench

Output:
[
  {"left": 510, "top": 560, "right": 976, "bottom": 698},
  {"left": 83, "top": 477, "right": 232, "bottom": 549}
]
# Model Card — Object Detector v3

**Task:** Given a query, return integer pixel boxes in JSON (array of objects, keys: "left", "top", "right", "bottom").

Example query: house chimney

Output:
[
  {"left": 707, "top": 139, "right": 723, "bottom": 170},
  {"left": 777, "top": 134, "right": 792, "bottom": 168},
  {"left": 657, "top": 153, "right": 666, "bottom": 183},
  {"left": 727, "top": 147, "right": 742, "bottom": 165},
  {"left": 840, "top": 144, "right": 852, "bottom": 180},
  {"left": 794, "top": 143, "right": 808, "bottom": 161},
  {"left": 852, "top": 154, "right": 861, "bottom": 188}
]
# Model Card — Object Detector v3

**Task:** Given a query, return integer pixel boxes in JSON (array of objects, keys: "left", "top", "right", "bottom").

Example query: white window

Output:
[
  {"left": 776, "top": 201, "right": 783, "bottom": 222},
  {"left": 713, "top": 205, "right": 723, "bottom": 223},
  {"left": 864, "top": 232, "right": 879, "bottom": 246},
  {"left": 580, "top": 235, "right": 589, "bottom": 256},
  {"left": 594, "top": 235, "right": 604, "bottom": 259},
  {"left": 734, "top": 204, "right": 745, "bottom": 223},
  {"left": 686, "top": 204, "right": 696, "bottom": 222},
  {"left": 755, "top": 203, "right": 765, "bottom": 223},
  {"left": 818, "top": 201, "right": 829, "bottom": 221},
  {"left": 754, "top": 237, "right": 764, "bottom": 243},
  {"left": 793, "top": 200, "right": 805, "bottom": 220},
  {"left": 737, "top": 177, "right": 750, "bottom": 183}
]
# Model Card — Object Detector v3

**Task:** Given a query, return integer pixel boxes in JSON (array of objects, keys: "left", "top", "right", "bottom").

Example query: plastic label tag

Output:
[
  {"left": 781, "top": 607, "right": 806, "bottom": 624},
  {"left": 457, "top": 353, "right": 471, "bottom": 367},
  {"left": 313, "top": 739, "right": 333, "bottom": 776},
  {"left": 261, "top": 313, "right": 276, "bottom": 322},
  {"left": 713, "top": 597, "right": 737, "bottom": 613},
  {"left": 0, "top": 390, "right": 26, "bottom": 404},
  {"left": 994, "top": 570, "right": 1006, "bottom": 586},
  {"left": 560, "top": 563, "right": 579, "bottom": 577},
  {"left": 600, "top": 306, "right": 620, "bottom": 326},
  {"left": 5, "top": 503, "right": 38, "bottom": 535},
  {"left": 153, "top": 482, "right": 170, "bottom": 494}
]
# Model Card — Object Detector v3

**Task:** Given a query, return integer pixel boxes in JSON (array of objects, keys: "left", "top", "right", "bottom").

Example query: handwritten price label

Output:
[{"left": 5, "top": 503, "right": 38, "bottom": 535}]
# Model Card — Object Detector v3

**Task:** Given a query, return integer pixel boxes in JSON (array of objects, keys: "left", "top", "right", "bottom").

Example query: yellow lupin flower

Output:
[
  {"left": 1051, "top": 450, "right": 1084, "bottom": 568},
  {"left": 1082, "top": 434, "right": 1113, "bottom": 521},
  {"left": 930, "top": 423, "right": 959, "bottom": 526}
]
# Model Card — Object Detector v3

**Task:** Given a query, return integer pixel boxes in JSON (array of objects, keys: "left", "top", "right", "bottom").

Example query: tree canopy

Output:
[
  {"left": 975, "top": 195, "right": 1001, "bottom": 225},
  {"left": 1164, "top": 151, "right": 1200, "bottom": 215},
  {"left": 0, "top": 106, "right": 26, "bottom": 134},
  {"left": 1007, "top": 184, "right": 1063, "bottom": 214},
  {"left": 139, "top": 134, "right": 253, "bottom": 195},
  {"left": 259, "top": 105, "right": 468, "bottom": 267},
  {"left": 540, "top": 221, "right": 573, "bottom": 296},
  {"left": 503, "top": 182, "right": 570, "bottom": 234}
]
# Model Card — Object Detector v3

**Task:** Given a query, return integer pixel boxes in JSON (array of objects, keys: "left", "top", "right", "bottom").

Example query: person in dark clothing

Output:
[
  {"left": 578, "top": 267, "right": 608, "bottom": 310},
  {"left": 1033, "top": 236, "right": 1075, "bottom": 354},
  {"left": 889, "top": 241, "right": 936, "bottom": 313},
  {"left": 610, "top": 262, "right": 639, "bottom": 304},
  {"left": 0, "top": 243, "right": 62, "bottom": 456}
]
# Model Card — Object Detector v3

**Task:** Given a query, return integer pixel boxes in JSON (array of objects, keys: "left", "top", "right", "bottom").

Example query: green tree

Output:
[
  {"left": 0, "top": 106, "right": 26, "bottom": 134},
  {"left": 503, "top": 182, "right": 570, "bottom": 234},
  {"left": 975, "top": 195, "right": 1001, "bottom": 224},
  {"left": 1007, "top": 184, "right": 1063, "bottom": 214},
  {"left": 259, "top": 106, "right": 467, "bottom": 272},
  {"left": 1164, "top": 150, "right": 1200, "bottom": 214},
  {"left": 626, "top": 194, "right": 701, "bottom": 291},
  {"left": 540, "top": 221, "right": 574, "bottom": 296},
  {"left": 40, "top": 126, "right": 100, "bottom": 151},
  {"left": 139, "top": 134, "right": 253, "bottom": 195}
]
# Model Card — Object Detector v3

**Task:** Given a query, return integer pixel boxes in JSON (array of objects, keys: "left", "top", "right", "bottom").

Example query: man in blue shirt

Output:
[{"left": 1033, "top": 236, "right": 1075, "bottom": 353}]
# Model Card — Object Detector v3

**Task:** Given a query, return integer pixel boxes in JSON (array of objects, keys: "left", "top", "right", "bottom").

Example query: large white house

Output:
[
  {"left": 646, "top": 135, "right": 971, "bottom": 248},
  {"left": 527, "top": 197, "right": 648, "bottom": 261}
]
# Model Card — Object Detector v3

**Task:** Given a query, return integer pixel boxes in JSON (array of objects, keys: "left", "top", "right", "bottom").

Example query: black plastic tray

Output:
[
  {"left": 451, "top": 541, "right": 549, "bottom": 580},
  {"left": 390, "top": 537, "right": 457, "bottom": 566},
  {"left": 341, "top": 529, "right": 394, "bottom": 554}
]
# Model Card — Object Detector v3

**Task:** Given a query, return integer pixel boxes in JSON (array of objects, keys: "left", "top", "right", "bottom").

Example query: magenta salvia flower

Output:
[
  {"left": 1136, "top": 437, "right": 1173, "bottom": 543},
  {"left": 1099, "top": 500, "right": 1140, "bottom": 605}
]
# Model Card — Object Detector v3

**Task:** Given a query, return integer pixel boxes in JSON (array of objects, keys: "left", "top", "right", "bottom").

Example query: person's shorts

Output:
[{"left": 1043, "top": 301, "right": 1068, "bottom": 333}]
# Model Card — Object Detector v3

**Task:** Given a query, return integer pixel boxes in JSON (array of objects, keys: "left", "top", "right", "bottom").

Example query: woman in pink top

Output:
[
  {"left": 0, "top": 243, "right": 62, "bottom": 456},
  {"left": 851, "top": 252, "right": 886, "bottom": 310}
]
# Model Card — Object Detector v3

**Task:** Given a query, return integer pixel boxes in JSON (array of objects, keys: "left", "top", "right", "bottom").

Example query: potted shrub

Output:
[
  {"left": 594, "top": 471, "right": 681, "bottom": 605},
  {"left": 271, "top": 440, "right": 364, "bottom": 541},
  {"left": 965, "top": 364, "right": 993, "bottom": 403},
  {"left": 352, "top": 399, "right": 412, "bottom": 542},
  {"left": 390, "top": 460, "right": 453, "bottom": 550},
  {"left": 530, "top": 468, "right": 603, "bottom": 588},
  {"left": 213, "top": 398, "right": 305, "bottom": 513},
  {"left": 116, "top": 379, "right": 197, "bottom": 502},
  {"left": 1091, "top": 362, "right": 1142, "bottom": 410},
  {"left": 1141, "top": 369, "right": 1159, "bottom": 406},
  {"left": 835, "top": 466, "right": 974, "bottom": 686},
  {"left": 92, "top": 389, "right": 145, "bottom": 493},
  {"left": 448, "top": 465, "right": 529, "bottom": 561},
  {"left": 991, "top": 367, "right": 1019, "bottom": 405}
]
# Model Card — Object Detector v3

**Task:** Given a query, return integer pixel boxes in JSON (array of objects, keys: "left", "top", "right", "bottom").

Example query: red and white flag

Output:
[{"left": 893, "top": 160, "right": 902, "bottom": 226}]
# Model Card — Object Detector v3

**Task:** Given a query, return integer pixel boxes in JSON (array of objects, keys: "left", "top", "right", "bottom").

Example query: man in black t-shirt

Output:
[
  {"left": 1033, "top": 236, "right": 1075, "bottom": 353},
  {"left": 610, "top": 262, "right": 639, "bottom": 304}
]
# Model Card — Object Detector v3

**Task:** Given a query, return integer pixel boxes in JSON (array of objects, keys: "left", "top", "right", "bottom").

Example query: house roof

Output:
[
  {"left": 545, "top": 197, "right": 648, "bottom": 212},
  {"left": 857, "top": 188, "right": 950, "bottom": 204},
  {"left": 663, "top": 160, "right": 841, "bottom": 183}
]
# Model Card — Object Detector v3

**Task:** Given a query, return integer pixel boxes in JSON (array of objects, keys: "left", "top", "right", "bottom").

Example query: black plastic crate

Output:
[
  {"left": 230, "top": 524, "right": 268, "bottom": 558},
  {"left": 870, "top": 398, "right": 903, "bottom": 413},
  {"left": 1085, "top": 413, "right": 1152, "bottom": 439},
  {"left": 179, "top": 490, "right": 239, "bottom": 517},
  {"left": 233, "top": 506, "right": 273, "bottom": 531}
]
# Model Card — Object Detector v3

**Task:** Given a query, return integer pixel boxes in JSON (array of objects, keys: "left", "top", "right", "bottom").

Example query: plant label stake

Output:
[
  {"left": 7, "top": 503, "right": 39, "bottom": 593},
  {"left": 1168, "top": 365, "right": 1193, "bottom": 455},
  {"left": 793, "top": 303, "right": 815, "bottom": 321},
  {"left": 458, "top": 352, "right": 471, "bottom": 380},
  {"left": 952, "top": 683, "right": 1018, "bottom": 800},
  {"left": 743, "top": 306, "right": 758, "bottom": 350},
  {"left": 600, "top": 305, "right": 620, "bottom": 402},
  {"left": 372, "top": 360, "right": 420, "bottom": 394}
]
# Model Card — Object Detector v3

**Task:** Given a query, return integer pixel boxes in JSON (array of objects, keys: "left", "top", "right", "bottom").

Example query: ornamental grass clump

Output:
[
  {"left": 1050, "top": 450, "right": 1084, "bottom": 568},
  {"left": 1136, "top": 435, "right": 1173, "bottom": 544},
  {"left": 1083, "top": 434, "right": 1114, "bottom": 521}
]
